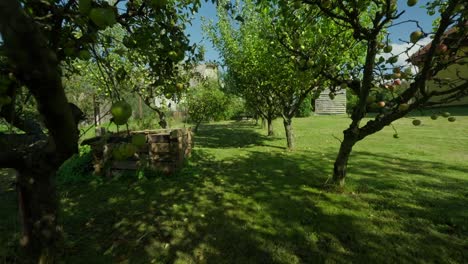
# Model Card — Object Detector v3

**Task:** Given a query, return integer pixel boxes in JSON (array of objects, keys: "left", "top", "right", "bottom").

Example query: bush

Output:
[
  {"left": 346, "top": 88, "right": 359, "bottom": 114},
  {"left": 296, "top": 96, "right": 313, "bottom": 117},
  {"left": 57, "top": 146, "right": 94, "bottom": 184},
  {"left": 225, "top": 96, "right": 249, "bottom": 120},
  {"left": 183, "top": 80, "right": 230, "bottom": 130}
]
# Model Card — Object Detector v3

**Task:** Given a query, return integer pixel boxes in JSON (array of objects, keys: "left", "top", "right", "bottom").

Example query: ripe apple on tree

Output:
[
  {"left": 410, "top": 31, "right": 423, "bottom": 43},
  {"left": 436, "top": 43, "right": 448, "bottom": 54},
  {"left": 383, "top": 45, "right": 393, "bottom": 53},
  {"left": 407, "top": 0, "right": 418, "bottom": 7},
  {"left": 111, "top": 101, "right": 132, "bottom": 125}
]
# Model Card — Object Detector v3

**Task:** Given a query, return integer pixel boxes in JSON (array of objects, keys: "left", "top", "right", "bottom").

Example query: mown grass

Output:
[{"left": 1, "top": 107, "right": 467, "bottom": 263}]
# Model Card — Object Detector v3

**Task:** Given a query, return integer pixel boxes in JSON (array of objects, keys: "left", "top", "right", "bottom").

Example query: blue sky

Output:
[{"left": 185, "top": 0, "right": 437, "bottom": 63}]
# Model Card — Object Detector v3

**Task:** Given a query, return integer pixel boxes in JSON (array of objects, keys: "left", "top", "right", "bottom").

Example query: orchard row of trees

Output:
[
  {"left": 205, "top": 0, "right": 364, "bottom": 149},
  {"left": 207, "top": 0, "right": 467, "bottom": 185},
  {"left": 0, "top": 0, "right": 466, "bottom": 262}
]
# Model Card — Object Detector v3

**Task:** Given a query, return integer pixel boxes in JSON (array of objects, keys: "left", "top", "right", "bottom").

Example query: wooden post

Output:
[
  {"left": 93, "top": 94, "right": 102, "bottom": 136},
  {"left": 138, "top": 96, "right": 143, "bottom": 120}
]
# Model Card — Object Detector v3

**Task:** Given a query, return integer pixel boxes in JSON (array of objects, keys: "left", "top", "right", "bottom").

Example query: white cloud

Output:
[{"left": 380, "top": 37, "right": 432, "bottom": 70}]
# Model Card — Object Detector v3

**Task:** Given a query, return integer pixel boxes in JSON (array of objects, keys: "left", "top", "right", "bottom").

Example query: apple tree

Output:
[
  {"left": 184, "top": 79, "right": 230, "bottom": 132},
  {"left": 297, "top": 0, "right": 468, "bottom": 186},
  {"left": 0, "top": 0, "right": 202, "bottom": 261},
  {"left": 64, "top": 24, "right": 200, "bottom": 129},
  {"left": 205, "top": 1, "right": 283, "bottom": 136}
]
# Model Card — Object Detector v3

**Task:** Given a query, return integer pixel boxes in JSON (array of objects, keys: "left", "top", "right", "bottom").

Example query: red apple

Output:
[
  {"left": 436, "top": 43, "right": 448, "bottom": 54},
  {"left": 393, "top": 79, "right": 402, "bottom": 85},
  {"left": 378, "top": 101, "right": 386, "bottom": 107}
]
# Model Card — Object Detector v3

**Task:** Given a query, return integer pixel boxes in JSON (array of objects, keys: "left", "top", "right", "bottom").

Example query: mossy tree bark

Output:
[{"left": 0, "top": 0, "right": 79, "bottom": 261}]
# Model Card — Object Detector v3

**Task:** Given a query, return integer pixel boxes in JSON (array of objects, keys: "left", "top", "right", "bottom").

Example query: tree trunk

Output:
[
  {"left": 267, "top": 118, "right": 274, "bottom": 136},
  {"left": 283, "top": 117, "right": 294, "bottom": 150},
  {"left": 16, "top": 152, "right": 61, "bottom": 263},
  {"left": 138, "top": 96, "right": 143, "bottom": 120},
  {"left": 332, "top": 130, "right": 358, "bottom": 186},
  {"left": 0, "top": 1, "right": 79, "bottom": 261},
  {"left": 194, "top": 122, "right": 201, "bottom": 132},
  {"left": 155, "top": 109, "right": 167, "bottom": 129}
]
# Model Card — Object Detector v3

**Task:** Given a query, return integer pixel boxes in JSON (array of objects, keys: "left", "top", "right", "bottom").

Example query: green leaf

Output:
[{"left": 79, "top": 0, "right": 92, "bottom": 15}]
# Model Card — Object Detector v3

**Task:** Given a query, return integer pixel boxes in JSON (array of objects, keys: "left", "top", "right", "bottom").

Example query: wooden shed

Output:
[{"left": 314, "top": 89, "right": 347, "bottom": 115}]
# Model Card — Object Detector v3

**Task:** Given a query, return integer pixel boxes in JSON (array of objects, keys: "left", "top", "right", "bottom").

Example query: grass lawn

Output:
[{"left": 1, "top": 107, "right": 468, "bottom": 263}]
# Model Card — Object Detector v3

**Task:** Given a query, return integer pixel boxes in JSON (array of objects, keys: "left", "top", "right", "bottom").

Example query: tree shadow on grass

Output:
[
  {"left": 347, "top": 151, "right": 468, "bottom": 252},
  {"left": 2, "top": 118, "right": 467, "bottom": 263},
  {"left": 194, "top": 121, "right": 278, "bottom": 149},
  {"left": 51, "top": 147, "right": 468, "bottom": 263},
  {"left": 0, "top": 169, "right": 20, "bottom": 263}
]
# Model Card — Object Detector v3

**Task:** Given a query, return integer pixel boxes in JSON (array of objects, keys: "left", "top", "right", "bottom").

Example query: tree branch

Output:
[{"left": 0, "top": 0, "right": 78, "bottom": 163}]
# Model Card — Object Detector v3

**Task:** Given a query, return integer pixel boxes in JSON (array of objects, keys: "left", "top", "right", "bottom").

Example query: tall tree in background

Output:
[
  {"left": 185, "top": 79, "right": 230, "bottom": 132},
  {"left": 206, "top": 2, "right": 282, "bottom": 137},
  {"left": 207, "top": 0, "right": 363, "bottom": 149}
]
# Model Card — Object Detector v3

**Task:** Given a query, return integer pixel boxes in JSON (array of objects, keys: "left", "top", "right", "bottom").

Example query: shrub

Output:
[
  {"left": 346, "top": 88, "right": 359, "bottom": 114},
  {"left": 57, "top": 145, "right": 94, "bottom": 184},
  {"left": 296, "top": 96, "right": 313, "bottom": 117},
  {"left": 184, "top": 80, "right": 230, "bottom": 131}
]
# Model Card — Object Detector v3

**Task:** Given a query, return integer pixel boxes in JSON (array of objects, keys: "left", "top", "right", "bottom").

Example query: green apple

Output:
[
  {"left": 387, "top": 56, "right": 398, "bottom": 64},
  {"left": 448, "top": 116, "right": 456, "bottom": 122},
  {"left": 383, "top": 45, "right": 393, "bottom": 53},
  {"left": 412, "top": 119, "right": 421, "bottom": 126},
  {"left": 410, "top": 31, "right": 423, "bottom": 44},
  {"left": 176, "top": 83, "right": 184, "bottom": 91},
  {"left": 89, "top": 8, "right": 116, "bottom": 29},
  {"left": 111, "top": 101, "right": 132, "bottom": 125},
  {"left": 430, "top": 114, "right": 438, "bottom": 120},
  {"left": 441, "top": 112, "right": 451, "bottom": 117},
  {"left": 407, "top": 0, "right": 418, "bottom": 7},
  {"left": 168, "top": 50, "right": 179, "bottom": 61},
  {"left": 78, "top": 50, "right": 91, "bottom": 60}
]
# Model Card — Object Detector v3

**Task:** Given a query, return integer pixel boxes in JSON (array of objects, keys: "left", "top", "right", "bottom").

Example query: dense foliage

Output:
[{"left": 184, "top": 80, "right": 230, "bottom": 131}]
